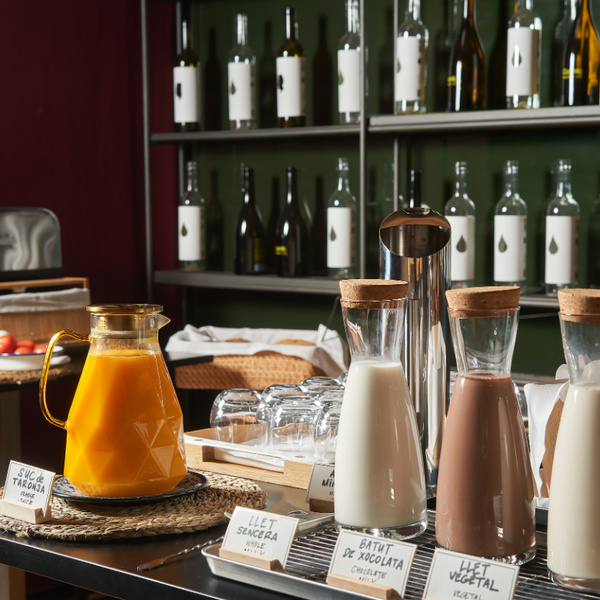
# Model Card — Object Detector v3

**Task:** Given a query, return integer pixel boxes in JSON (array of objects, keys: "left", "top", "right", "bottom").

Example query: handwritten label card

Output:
[
  {"left": 0, "top": 460, "right": 55, "bottom": 523},
  {"left": 423, "top": 548, "right": 520, "bottom": 600},
  {"left": 327, "top": 529, "right": 416, "bottom": 598},
  {"left": 220, "top": 506, "right": 299, "bottom": 569},
  {"left": 306, "top": 463, "right": 335, "bottom": 502}
]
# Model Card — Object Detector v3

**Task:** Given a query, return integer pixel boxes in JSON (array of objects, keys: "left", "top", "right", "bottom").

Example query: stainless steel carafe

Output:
[{"left": 380, "top": 207, "right": 451, "bottom": 498}]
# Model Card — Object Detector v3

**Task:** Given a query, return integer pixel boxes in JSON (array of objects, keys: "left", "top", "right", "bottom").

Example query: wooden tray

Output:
[{"left": 184, "top": 428, "right": 314, "bottom": 489}]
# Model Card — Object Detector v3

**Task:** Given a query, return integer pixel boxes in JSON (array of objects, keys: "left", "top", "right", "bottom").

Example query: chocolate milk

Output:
[{"left": 436, "top": 373, "right": 536, "bottom": 559}]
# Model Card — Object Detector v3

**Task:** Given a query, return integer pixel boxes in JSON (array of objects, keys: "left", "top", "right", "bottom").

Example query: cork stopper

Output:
[
  {"left": 558, "top": 289, "right": 600, "bottom": 323},
  {"left": 339, "top": 279, "right": 409, "bottom": 303},
  {"left": 446, "top": 286, "right": 520, "bottom": 317}
]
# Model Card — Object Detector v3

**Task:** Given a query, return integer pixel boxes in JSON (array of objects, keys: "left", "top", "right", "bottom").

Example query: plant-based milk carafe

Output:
[
  {"left": 335, "top": 279, "right": 427, "bottom": 540},
  {"left": 436, "top": 286, "right": 536, "bottom": 564},
  {"left": 39, "top": 304, "right": 187, "bottom": 497},
  {"left": 548, "top": 289, "right": 600, "bottom": 592}
]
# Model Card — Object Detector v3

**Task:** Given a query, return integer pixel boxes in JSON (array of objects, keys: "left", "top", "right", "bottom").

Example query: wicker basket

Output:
[{"left": 174, "top": 350, "right": 325, "bottom": 391}]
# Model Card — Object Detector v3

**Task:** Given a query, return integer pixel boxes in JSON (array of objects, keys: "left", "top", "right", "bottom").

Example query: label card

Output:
[
  {"left": 221, "top": 506, "right": 299, "bottom": 568},
  {"left": 2, "top": 460, "right": 55, "bottom": 511},
  {"left": 328, "top": 529, "right": 417, "bottom": 598},
  {"left": 423, "top": 548, "right": 520, "bottom": 600},
  {"left": 306, "top": 463, "right": 335, "bottom": 502}
]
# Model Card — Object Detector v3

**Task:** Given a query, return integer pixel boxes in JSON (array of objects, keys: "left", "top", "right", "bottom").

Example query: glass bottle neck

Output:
[
  {"left": 407, "top": 0, "right": 422, "bottom": 20},
  {"left": 336, "top": 159, "right": 350, "bottom": 192},
  {"left": 565, "top": 0, "right": 577, "bottom": 18},
  {"left": 503, "top": 162, "right": 519, "bottom": 195},
  {"left": 346, "top": 0, "right": 360, "bottom": 34},
  {"left": 243, "top": 169, "right": 255, "bottom": 204},
  {"left": 285, "top": 8, "right": 298, "bottom": 41},
  {"left": 515, "top": 0, "right": 534, "bottom": 10},
  {"left": 181, "top": 20, "right": 191, "bottom": 51},
  {"left": 186, "top": 162, "right": 198, "bottom": 192},
  {"left": 453, "top": 162, "right": 468, "bottom": 196},
  {"left": 236, "top": 14, "right": 249, "bottom": 46},
  {"left": 286, "top": 168, "right": 298, "bottom": 205},
  {"left": 463, "top": 0, "right": 476, "bottom": 22}
]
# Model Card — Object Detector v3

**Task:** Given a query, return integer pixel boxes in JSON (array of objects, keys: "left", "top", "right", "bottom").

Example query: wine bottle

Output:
[
  {"left": 206, "top": 171, "right": 224, "bottom": 271},
  {"left": 444, "top": 161, "right": 476, "bottom": 288},
  {"left": 447, "top": 0, "right": 486, "bottom": 111},
  {"left": 407, "top": 169, "right": 421, "bottom": 208},
  {"left": 235, "top": 167, "right": 266, "bottom": 275},
  {"left": 327, "top": 157, "right": 357, "bottom": 279},
  {"left": 338, "top": 0, "right": 361, "bottom": 124},
  {"left": 178, "top": 161, "right": 206, "bottom": 271},
  {"left": 506, "top": 0, "right": 542, "bottom": 109},
  {"left": 553, "top": 0, "right": 577, "bottom": 106},
  {"left": 494, "top": 160, "right": 527, "bottom": 288},
  {"left": 395, "top": 0, "right": 429, "bottom": 114},
  {"left": 588, "top": 195, "right": 600, "bottom": 287},
  {"left": 545, "top": 159, "right": 580, "bottom": 295},
  {"left": 275, "top": 167, "right": 308, "bottom": 276},
  {"left": 228, "top": 14, "right": 257, "bottom": 130},
  {"left": 173, "top": 20, "right": 201, "bottom": 132},
  {"left": 276, "top": 8, "right": 306, "bottom": 127},
  {"left": 560, "top": 0, "right": 600, "bottom": 106}
]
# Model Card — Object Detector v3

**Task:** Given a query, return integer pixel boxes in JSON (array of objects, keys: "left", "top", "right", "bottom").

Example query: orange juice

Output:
[{"left": 64, "top": 350, "right": 187, "bottom": 497}]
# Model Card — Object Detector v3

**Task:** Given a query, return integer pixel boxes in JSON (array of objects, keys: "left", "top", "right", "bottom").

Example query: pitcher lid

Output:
[
  {"left": 446, "top": 286, "right": 520, "bottom": 316},
  {"left": 558, "top": 289, "right": 600, "bottom": 323},
  {"left": 340, "top": 279, "right": 408, "bottom": 302}
]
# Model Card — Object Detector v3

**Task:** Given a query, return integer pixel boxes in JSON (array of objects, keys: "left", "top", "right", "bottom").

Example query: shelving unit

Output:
[{"left": 141, "top": 0, "right": 598, "bottom": 374}]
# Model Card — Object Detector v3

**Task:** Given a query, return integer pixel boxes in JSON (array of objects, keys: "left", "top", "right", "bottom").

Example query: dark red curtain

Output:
[{"left": 0, "top": 0, "right": 178, "bottom": 314}]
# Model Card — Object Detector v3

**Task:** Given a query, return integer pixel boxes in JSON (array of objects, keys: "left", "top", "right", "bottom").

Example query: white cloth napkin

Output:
[
  {"left": 166, "top": 324, "right": 349, "bottom": 378},
  {"left": 524, "top": 366, "right": 569, "bottom": 504}
]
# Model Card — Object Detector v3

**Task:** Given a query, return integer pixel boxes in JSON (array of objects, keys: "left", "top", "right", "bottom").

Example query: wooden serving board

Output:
[{"left": 184, "top": 428, "right": 314, "bottom": 489}]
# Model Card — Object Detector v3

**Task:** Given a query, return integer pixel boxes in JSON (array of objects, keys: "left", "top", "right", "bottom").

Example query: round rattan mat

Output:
[{"left": 0, "top": 472, "right": 266, "bottom": 541}]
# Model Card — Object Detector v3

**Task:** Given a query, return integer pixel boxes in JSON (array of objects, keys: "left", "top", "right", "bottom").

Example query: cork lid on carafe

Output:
[
  {"left": 446, "top": 286, "right": 520, "bottom": 317},
  {"left": 339, "top": 279, "right": 409, "bottom": 306},
  {"left": 558, "top": 288, "right": 600, "bottom": 323}
]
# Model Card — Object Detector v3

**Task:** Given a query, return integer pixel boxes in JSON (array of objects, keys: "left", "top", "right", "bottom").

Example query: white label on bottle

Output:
[
  {"left": 446, "top": 215, "right": 475, "bottom": 282},
  {"left": 173, "top": 66, "right": 201, "bottom": 124},
  {"left": 338, "top": 49, "right": 360, "bottom": 113},
  {"left": 395, "top": 36, "right": 426, "bottom": 102},
  {"left": 545, "top": 215, "right": 578, "bottom": 285},
  {"left": 327, "top": 207, "right": 355, "bottom": 269},
  {"left": 228, "top": 61, "right": 255, "bottom": 121},
  {"left": 178, "top": 205, "right": 206, "bottom": 261},
  {"left": 276, "top": 56, "right": 305, "bottom": 118},
  {"left": 494, "top": 215, "right": 527, "bottom": 283},
  {"left": 506, "top": 27, "right": 540, "bottom": 97}
]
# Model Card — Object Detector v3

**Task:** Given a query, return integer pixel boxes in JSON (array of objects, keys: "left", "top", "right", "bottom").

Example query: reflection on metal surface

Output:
[{"left": 380, "top": 207, "right": 451, "bottom": 498}]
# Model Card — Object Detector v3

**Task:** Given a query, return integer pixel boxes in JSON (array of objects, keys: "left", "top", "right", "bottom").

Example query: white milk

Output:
[
  {"left": 547, "top": 382, "right": 600, "bottom": 581},
  {"left": 334, "top": 360, "right": 427, "bottom": 530}
]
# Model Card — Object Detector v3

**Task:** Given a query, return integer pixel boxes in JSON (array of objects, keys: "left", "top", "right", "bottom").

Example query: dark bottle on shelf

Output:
[
  {"left": 447, "top": 0, "right": 486, "bottom": 111},
  {"left": 173, "top": 19, "right": 201, "bottom": 132},
  {"left": 275, "top": 167, "right": 308, "bottom": 277},
  {"left": 553, "top": 0, "right": 576, "bottom": 106},
  {"left": 276, "top": 7, "right": 306, "bottom": 127},
  {"left": 588, "top": 195, "right": 600, "bottom": 287},
  {"left": 266, "top": 178, "right": 281, "bottom": 273},
  {"left": 203, "top": 27, "right": 222, "bottom": 130},
  {"left": 407, "top": 169, "right": 422, "bottom": 208},
  {"left": 560, "top": 0, "right": 600, "bottom": 106},
  {"left": 235, "top": 167, "right": 267, "bottom": 275}
]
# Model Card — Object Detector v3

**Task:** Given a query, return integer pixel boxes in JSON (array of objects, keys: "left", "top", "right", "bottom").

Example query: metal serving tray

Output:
[{"left": 203, "top": 515, "right": 600, "bottom": 600}]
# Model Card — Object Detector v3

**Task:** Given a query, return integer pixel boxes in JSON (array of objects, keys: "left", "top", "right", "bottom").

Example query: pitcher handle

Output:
[{"left": 39, "top": 329, "right": 89, "bottom": 429}]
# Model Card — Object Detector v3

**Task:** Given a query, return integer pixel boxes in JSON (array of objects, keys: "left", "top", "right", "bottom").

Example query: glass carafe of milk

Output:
[
  {"left": 334, "top": 279, "right": 427, "bottom": 540},
  {"left": 548, "top": 288, "right": 600, "bottom": 592},
  {"left": 436, "top": 286, "right": 536, "bottom": 565}
]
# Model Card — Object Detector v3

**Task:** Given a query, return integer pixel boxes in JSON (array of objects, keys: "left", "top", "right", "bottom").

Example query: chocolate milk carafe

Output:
[
  {"left": 548, "top": 289, "right": 600, "bottom": 592},
  {"left": 436, "top": 286, "right": 536, "bottom": 564},
  {"left": 335, "top": 279, "right": 427, "bottom": 540},
  {"left": 380, "top": 207, "right": 451, "bottom": 498}
]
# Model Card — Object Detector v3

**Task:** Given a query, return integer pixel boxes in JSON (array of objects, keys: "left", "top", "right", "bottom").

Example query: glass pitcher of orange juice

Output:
[{"left": 39, "top": 304, "right": 187, "bottom": 498}]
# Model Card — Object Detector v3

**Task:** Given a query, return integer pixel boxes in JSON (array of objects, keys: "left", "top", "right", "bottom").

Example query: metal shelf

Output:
[
  {"left": 154, "top": 270, "right": 342, "bottom": 295},
  {"left": 368, "top": 105, "right": 600, "bottom": 135},
  {"left": 150, "top": 125, "right": 360, "bottom": 145}
]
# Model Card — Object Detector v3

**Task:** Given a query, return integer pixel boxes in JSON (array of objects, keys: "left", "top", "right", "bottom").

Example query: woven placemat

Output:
[{"left": 0, "top": 472, "right": 266, "bottom": 541}]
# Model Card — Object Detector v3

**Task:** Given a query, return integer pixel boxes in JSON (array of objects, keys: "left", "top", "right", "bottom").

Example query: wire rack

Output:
[{"left": 206, "top": 512, "right": 600, "bottom": 600}]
